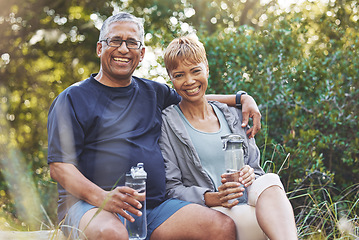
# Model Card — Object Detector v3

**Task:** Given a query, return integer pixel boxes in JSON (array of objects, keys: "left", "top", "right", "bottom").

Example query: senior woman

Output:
[{"left": 159, "top": 36, "right": 298, "bottom": 240}]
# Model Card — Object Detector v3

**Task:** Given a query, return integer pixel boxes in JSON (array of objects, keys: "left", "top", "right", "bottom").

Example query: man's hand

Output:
[
  {"left": 49, "top": 163, "right": 144, "bottom": 223},
  {"left": 241, "top": 94, "right": 261, "bottom": 138},
  {"left": 205, "top": 93, "right": 261, "bottom": 137},
  {"left": 102, "top": 186, "right": 145, "bottom": 222}
]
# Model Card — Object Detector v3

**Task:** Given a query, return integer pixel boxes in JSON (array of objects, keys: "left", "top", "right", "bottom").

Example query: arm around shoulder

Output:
[{"left": 206, "top": 93, "right": 261, "bottom": 138}]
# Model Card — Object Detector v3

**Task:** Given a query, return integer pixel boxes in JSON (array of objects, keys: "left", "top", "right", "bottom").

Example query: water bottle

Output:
[
  {"left": 222, "top": 134, "right": 245, "bottom": 177},
  {"left": 125, "top": 163, "right": 147, "bottom": 240},
  {"left": 221, "top": 134, "right": 246, "bottom": 203}
]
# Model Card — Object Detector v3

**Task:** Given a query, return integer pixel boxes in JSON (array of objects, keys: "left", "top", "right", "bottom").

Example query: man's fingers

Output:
[
  {"left": 251, "top": 112, "right": 262, "bottom": 137},
  {"left": 103, "top": 186, "right": 144, "bottom": 220},
  {"left": 244, "top": 114, "right": 261, "bottom": 138},
  {"left": 246, "top": 127, "right": 254, "bottom": 139},
  {"left": 117, "top": 208, "right": 135, "bottom": 222},
  {"left": 240, "top": 94, "right": 262, "bottom": 138},
  {"left": 241, "top": 111, "right": 249, "bottom": 128}
]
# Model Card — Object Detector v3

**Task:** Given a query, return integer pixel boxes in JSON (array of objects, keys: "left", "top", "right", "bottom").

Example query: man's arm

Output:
[
  {"left": 49, "top": 162, "right": 143, "bottom": 222},
  {"left": 206, "top": 94, "right": 261, "bottom": 138}
]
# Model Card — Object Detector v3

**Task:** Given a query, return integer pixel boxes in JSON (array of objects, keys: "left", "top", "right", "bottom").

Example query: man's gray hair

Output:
[{"left": 99, "top": 12, "right": 145, "bottom": 44}]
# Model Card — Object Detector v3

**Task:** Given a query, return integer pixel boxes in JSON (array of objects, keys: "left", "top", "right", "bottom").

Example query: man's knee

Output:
[
  {"left": 96, "top": 225, "right": 128, "bottom": 240},
  {"left": 79, "top": 208, "right": 128, "bottom": 240}
]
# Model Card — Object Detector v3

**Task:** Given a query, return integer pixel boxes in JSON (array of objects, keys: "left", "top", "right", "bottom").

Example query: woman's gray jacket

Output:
[{"left": 159, "top": 101, "right": 265, "bottom": 206}]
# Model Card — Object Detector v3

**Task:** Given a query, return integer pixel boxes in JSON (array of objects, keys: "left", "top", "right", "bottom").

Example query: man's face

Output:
[{"left": 96, "top": 21, "right": 145, "bottom": 85}]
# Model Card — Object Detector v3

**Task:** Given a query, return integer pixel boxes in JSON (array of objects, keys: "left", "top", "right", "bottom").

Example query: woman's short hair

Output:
[{"left": 164, "top": 36, "right": 208, "bottom": 75}]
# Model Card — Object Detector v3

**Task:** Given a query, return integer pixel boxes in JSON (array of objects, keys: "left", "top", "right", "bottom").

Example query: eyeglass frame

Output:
[{"left": 99, "top": 37, "right": 143, "bottom": 49}]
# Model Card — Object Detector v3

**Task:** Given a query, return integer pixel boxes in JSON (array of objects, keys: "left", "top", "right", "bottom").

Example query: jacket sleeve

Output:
[
  {"left": 246, "top": 136, "right": 265, "bottom": 178},
  {"left": 159, "top": 116, "right": 212, "bottom": 206},
  {"left": 231, "top": 107, "right": 265, "bottom": 178}
]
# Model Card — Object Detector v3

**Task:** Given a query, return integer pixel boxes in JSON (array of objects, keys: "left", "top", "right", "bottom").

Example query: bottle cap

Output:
[
  {"left": 221, "top": 134, "right": 244, "bottom": 150},
  {"left": 130, "top": 163, "right": 147, "bottom": 179}
]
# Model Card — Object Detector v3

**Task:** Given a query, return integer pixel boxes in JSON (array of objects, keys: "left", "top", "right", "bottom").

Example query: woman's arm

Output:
[{"left": 159, "top": 117, "right": 212, "bottom": 206}]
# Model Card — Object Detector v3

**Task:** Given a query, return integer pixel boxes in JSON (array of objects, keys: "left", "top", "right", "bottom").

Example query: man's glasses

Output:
[{"left": 100, "top": 37, "right": 142, "bottom": 49}]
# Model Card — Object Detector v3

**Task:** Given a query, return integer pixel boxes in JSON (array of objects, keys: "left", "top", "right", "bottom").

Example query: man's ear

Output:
[
  {"left": 139, "top": 47, "right": 146, "bottom": 62},
  {"left": 96, "top": 42, "right": 102, "bottom": 57}
]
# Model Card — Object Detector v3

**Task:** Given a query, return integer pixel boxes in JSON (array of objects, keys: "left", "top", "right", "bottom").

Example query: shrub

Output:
[{"left": 202, "top": 10, "right": 359, "bottom": 214}]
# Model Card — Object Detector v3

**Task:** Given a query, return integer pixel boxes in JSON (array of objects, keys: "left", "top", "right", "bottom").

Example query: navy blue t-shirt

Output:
[{"left": 47, "top": 74, "right": 181, "bottom": 221}]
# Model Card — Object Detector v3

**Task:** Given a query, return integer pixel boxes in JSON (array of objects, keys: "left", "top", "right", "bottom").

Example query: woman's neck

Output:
[
  {"left": 179, "top": 98, "right": 209, "bottom": 118},
  {"left": 179, "top": 98, "right": 220, "bottom": 132}
]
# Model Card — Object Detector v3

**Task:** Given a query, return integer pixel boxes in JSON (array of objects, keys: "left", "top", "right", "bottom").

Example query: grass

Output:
[
  {"left": 293, "top": 184, "right": 359, "bottom": 239},
  {"left": 260, "top": 138, "right": 358, "bottom": 239}
]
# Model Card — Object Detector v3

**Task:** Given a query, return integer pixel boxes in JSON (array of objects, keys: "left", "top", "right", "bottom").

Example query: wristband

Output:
[{"left": 235, "top": 91, "right": 247, "bottom": 109}]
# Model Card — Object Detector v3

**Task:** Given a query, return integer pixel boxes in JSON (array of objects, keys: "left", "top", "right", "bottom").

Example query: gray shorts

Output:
[{"left": 61, "top": 198, "right": 190, "bottom": 240}]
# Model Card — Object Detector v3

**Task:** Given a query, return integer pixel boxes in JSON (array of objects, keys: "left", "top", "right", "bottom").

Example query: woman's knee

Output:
[{"left": 248, "top": 173, "right": 285, "bottom": 206}]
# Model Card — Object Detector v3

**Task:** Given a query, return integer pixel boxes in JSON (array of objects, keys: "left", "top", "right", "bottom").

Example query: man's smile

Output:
[{"left": 113, "top": 57, "right": 130, "bottom": 63}]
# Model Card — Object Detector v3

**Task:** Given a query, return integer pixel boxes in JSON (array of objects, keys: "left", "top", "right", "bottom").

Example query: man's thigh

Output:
[{"left": 151, "top": 203, "right": 236, "bottom": 240}]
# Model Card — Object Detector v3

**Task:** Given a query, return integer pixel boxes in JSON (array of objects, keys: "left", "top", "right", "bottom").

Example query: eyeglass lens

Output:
[{"left": 107, "top": 38, "right": 141, "bottom": 49}]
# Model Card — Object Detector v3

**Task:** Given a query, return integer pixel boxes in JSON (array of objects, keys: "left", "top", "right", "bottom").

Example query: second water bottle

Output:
[{"left": 125, "top": 163, "right": 147, "bottom": 240}]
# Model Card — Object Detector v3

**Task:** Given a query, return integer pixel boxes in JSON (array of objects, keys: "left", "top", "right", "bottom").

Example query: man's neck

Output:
[{"left": 95, "top": 71, "right": 132, "bottom": 87}]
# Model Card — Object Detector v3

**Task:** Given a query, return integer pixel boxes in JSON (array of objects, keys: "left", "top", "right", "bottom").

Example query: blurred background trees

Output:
[{"left": 1, "top": 0, "right": 358, "bottom": 237}]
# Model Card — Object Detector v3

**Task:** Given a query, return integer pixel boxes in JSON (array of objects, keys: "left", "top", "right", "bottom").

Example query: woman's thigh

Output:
[{"left": 211, "top": 205, "right": 267, "bottom": 240}]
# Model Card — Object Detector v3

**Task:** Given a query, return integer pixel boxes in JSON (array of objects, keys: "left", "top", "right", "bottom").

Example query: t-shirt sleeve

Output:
[
  {"left": 47, "top": 91, "right": 84, "bottom": 166},
  {"left": 162, "top": 84, "right": 181, "bottom": 109}
]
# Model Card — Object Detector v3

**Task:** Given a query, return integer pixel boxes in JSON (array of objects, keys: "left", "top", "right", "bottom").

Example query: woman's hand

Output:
[
  {"left": 217, "top": 182, "right": 245, "bottom": 209},
  {"left": 221, "top": 165, "right": 255, "bottom": 187},
  {"left": 238, "top": 165, "right": 255, "bottom": 187}
]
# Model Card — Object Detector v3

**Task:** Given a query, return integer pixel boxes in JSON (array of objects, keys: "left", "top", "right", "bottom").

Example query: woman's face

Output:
[{"left": 169, "top": 61, "right": 209, "bottom": 103}]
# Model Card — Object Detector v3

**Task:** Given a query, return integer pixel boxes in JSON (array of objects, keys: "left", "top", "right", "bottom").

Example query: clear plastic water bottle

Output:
[
  {"left": 222, "top": 134, "right": 245, "bottom": 176},
  {"left": 125, "top": 163, "right": 147, "bottom": 240},
  {"left": 221, "top": 134, "right": 246, "bottom": 203}
]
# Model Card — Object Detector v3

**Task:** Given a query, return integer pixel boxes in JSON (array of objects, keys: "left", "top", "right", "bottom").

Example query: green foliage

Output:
[
  {"left": 201, "top": 4, "right": 359, "bottom": 236},
  {"left": 201, "top": 2, "right": 359, "bottom": 228}
]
